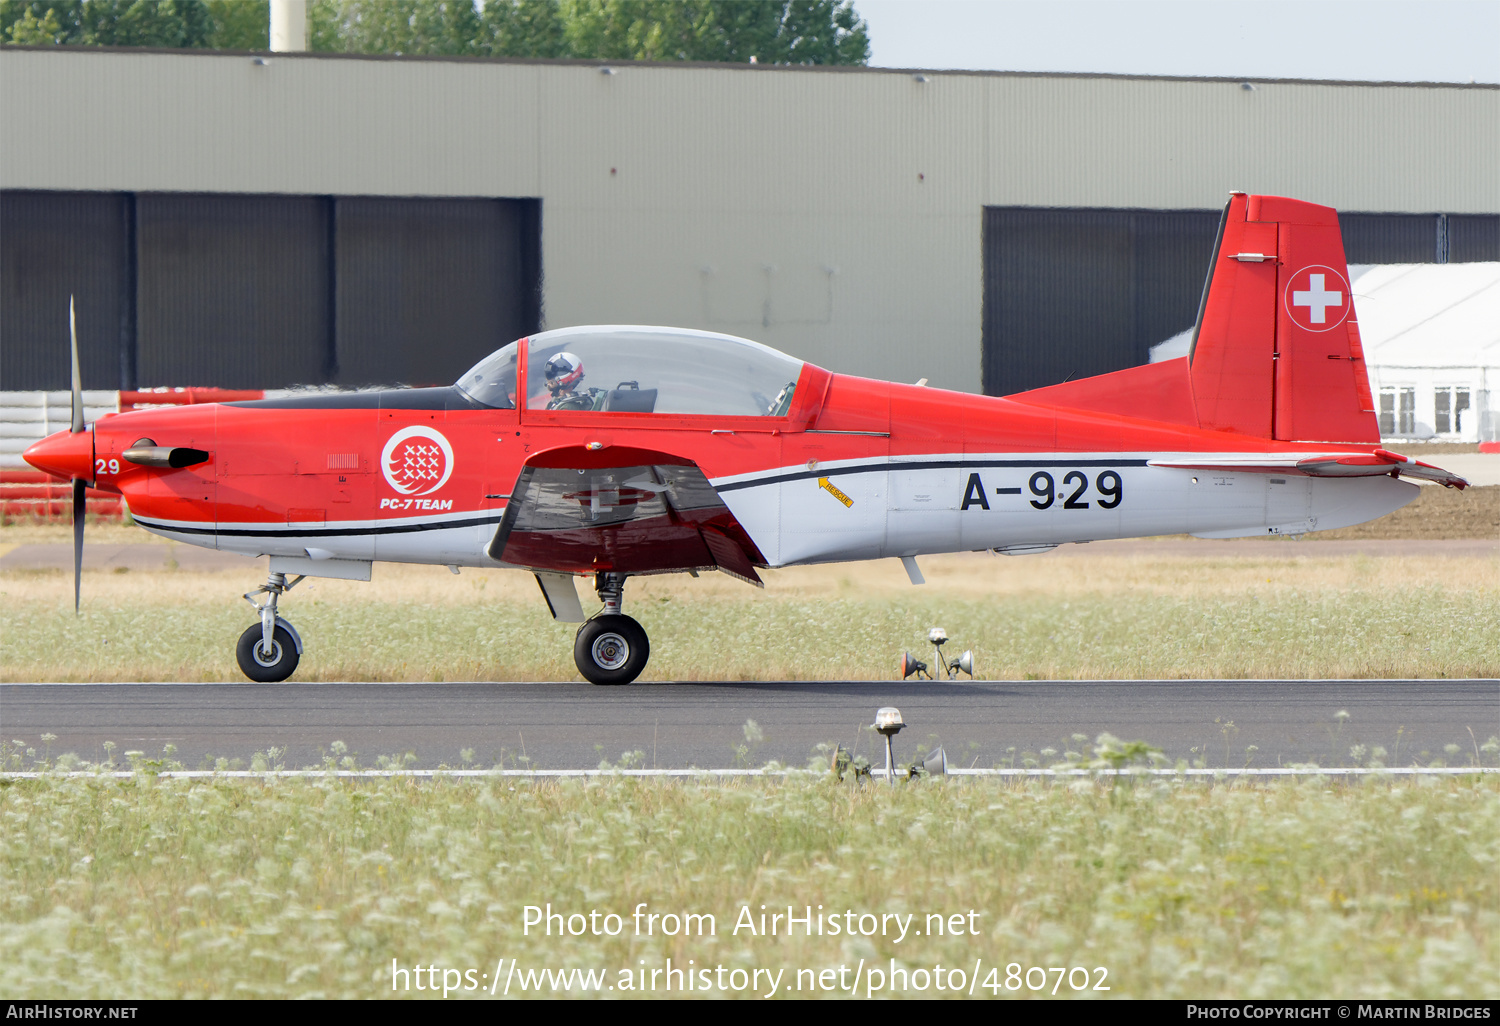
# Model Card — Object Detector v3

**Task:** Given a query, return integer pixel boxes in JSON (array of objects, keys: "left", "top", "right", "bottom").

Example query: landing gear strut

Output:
[
  {"left": 574, "top": 572, "right": 650, "bottom": 685},
  {"left": 236, "top": 571, "right": 305, "bottom": 682}
]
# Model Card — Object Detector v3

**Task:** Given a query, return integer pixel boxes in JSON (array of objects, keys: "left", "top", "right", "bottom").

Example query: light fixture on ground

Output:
[
  {"left": 873, "top": 706, "right": 905, "bottom": 786},
  {"left": 903, "top": 627, "right": 975, "bottom": 680},
  {"left": 899, "top": 651, "right": 930, "bottom": 680},
  {"left": 929, "top": 627, "right": 975, "bottom": 680},
  {"left": 911, "top": 746, "right": 948, "bottom": 778}
]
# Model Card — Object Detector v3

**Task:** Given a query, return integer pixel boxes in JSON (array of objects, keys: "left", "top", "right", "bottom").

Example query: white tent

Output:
[
  {"left": 1352, "top": 263, "right": 1499, "bottom": 442},
  {"left": 1149, "top": 263, "right": 1500, "bottom": 442}
]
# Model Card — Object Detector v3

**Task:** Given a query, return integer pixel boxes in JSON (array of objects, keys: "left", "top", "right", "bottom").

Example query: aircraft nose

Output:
[{"left": 23, "top": 428, "right": 94, "bottom": 480}]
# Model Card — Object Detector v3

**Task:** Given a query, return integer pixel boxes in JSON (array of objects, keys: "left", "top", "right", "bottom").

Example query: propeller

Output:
[{"left": 69, "top": 296, "right": 86, "bottom": 613}]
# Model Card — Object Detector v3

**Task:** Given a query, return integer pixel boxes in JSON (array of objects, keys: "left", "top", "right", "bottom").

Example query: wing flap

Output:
[
  {"left": 490, "top": 445, "right": 769, "bottom": 579},
  {"left": 701, "top": 525, "right": 763, "bottom": 587}
]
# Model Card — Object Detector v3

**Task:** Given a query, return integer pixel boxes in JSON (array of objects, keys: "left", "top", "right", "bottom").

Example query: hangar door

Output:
[
  {"left": 981, "top": 207, "right": 1500, "bottom": 397},
  {"left": 2, "top": 191, "right": 542, "bottom": 391},
  {"left": 982, "top": 207, "right": 1221, "bottom": 397}
]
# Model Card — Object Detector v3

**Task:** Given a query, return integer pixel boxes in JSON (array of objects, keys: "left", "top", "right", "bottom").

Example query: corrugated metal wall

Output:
[
  {"left": 1450, "top": 215, "right": 1500, "bottom": 263},
  {"left": 1339, "top": 212, "right": 1500, "bottom": 264},
  {"left": 1339, "top": 213, "right": 1446, "bottom": 264},
  {"left": 335, "top": 198, "right": 541, "bottom": 386},
  {"left": 138, "top": 193, "right": 332, "bottom": 388},
  {"left": 982, "top": 208, "right": 1220, "bottom": 396},
  {"left": 1, "top": 191, "right": 132, "bottom": 391},
  {"left": 2, "top": 190, "right": 542, "bottom": 390}
]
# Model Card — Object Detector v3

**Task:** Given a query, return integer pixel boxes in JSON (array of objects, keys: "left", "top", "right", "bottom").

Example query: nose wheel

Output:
[
  {"left": 574, "top": 572, "right": 650, "bottom": 685},
  {"left": 237, "top": 571, "right": 305, "bottom": 682},
  {"left": 236, "top": 622, "right": 301, "bottom": 682}
]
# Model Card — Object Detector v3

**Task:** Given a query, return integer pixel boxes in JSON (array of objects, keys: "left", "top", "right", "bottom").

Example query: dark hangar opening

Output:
[
  {"left": 1, "top": 190, "right": 543, "bottom": 391},
  {"left": 981, "top": 207, "right": 1500, "bottom": 397}
]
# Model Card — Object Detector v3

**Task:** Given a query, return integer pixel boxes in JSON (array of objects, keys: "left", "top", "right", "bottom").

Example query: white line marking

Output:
[
  {"left": 3, "top": 677, "right": 1495, "bottom": 686},
  {"left": 1, "top": 766, "right": 1494, "bottom": 779}
]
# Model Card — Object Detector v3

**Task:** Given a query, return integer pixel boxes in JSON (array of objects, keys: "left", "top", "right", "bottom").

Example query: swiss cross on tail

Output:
[{"left": 1284, "top": 265, "right": 1351, "bottom": 332}]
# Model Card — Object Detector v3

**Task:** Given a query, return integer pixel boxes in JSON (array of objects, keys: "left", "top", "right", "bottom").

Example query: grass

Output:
[
  {"left": 0, "top": 771, "right": 1496, "bottom": 999},
  {"left": 3, "top": 549, "right": 1498, "bottom": 681}
]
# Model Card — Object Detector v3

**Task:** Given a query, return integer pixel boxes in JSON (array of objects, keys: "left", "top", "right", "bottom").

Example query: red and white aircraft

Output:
[{"left": 25, "top": 193, "right": 1468, "bottom": 685}]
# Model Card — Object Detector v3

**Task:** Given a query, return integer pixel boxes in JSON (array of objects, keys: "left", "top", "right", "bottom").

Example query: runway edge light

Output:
[{"left": 873, "top": 707, "right": 905, "bottom": 786}]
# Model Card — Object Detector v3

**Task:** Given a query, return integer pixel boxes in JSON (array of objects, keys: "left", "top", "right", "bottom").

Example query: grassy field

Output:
[
  {"left": 0, "top": 772, "right": 1495, "bottom": 999},
  {"left": 4, "top": 543, "right": 1497, "bottom": 682}
]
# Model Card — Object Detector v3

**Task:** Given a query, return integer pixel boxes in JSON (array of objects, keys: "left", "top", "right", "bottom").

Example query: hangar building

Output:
[{"left": 3, "top": 47, "right": 1496, "bottom": 406}]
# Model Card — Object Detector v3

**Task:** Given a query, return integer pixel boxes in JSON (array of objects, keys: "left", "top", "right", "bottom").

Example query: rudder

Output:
[{"left": 1190, "top": 193, "right": 1378, "bottom": 444}]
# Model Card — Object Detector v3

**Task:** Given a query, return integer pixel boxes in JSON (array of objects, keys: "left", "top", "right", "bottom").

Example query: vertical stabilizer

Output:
[{"left": 1189, "top": 194, "right": 1378, "bottom": 444}]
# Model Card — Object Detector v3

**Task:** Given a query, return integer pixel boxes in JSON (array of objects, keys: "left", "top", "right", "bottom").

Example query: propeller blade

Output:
[
  {"left": 69, "top": 295, "right": 84, "bottom": 434},
  {"left": 72, "top": 477, "right": 85, "bottom": 613}
]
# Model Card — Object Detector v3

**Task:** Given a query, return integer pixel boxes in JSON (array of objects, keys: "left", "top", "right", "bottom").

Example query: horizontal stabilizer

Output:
[{"left": 1149, "top": 448, "right": 1467, "bottom": 489}]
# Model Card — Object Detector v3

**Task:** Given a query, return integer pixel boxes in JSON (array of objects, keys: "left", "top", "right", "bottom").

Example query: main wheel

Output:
[
  {"left": 574, "top": 614, "right": 649, "bottom": 685},
  {"left": 236, "top": 623, "right": 301, "bottom": 683}
]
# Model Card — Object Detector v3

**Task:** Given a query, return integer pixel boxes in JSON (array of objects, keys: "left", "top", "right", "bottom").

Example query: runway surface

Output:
[{"left": 3, "top": 679, "right": 1495, "bottom": 771}]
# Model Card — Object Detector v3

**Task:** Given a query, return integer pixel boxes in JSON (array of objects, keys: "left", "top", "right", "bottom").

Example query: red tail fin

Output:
[{"left": 1190, "top": 193, "right": 1378, "bottom": 443}]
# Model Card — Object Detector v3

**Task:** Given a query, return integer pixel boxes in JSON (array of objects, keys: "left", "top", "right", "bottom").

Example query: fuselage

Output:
[{"left": 60, "top": 359, "right": 1415, "bottom": 573}]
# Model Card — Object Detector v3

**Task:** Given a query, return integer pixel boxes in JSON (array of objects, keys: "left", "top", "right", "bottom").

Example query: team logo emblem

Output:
[
  {"left": 381, "top": 426, "right": 454, "bottom": 495},
  {"left": 1284, "top": 265, "right": 1351, "bottom": 333}
]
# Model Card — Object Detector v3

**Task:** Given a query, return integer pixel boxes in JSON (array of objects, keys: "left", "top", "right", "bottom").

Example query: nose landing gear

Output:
[
  {"left": 236, "top": 571, "right": 305, "bottom": 682},
  {"left": 574, "top": 572, "right": 650, "bottom": 685}
]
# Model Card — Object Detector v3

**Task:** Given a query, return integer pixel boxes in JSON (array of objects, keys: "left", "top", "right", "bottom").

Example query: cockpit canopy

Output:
[{"left": 456, "top": 326, "right": 804, "bottom": 417}]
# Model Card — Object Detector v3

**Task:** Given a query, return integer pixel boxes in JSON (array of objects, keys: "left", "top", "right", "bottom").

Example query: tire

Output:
[
  {"left": 236, "top": 623, "right": 301, "bottom": 683},
  {"left": 574, "top": 614, "right": 649, "bottom": 685}
]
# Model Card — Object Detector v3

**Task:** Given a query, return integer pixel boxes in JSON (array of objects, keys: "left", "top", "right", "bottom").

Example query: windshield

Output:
[
  {"left": 525, "top": 327, "right": 804, "bottom": 417},
  {"left": 455, "top": 340, "right": 519, "bottom": 409}
]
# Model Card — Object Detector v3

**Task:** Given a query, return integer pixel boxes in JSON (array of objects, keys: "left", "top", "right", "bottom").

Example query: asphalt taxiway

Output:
[{"left": 2, "top": 679, "right": 1494, "bottom": 771}]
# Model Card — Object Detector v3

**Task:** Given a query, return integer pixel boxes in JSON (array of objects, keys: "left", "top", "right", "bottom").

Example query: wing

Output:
[
  {"left": 488, "top": 445, "right": 766, "bottom": 586},
  {"left": 1149, "top": 448, "right": 1469, "bottom": 489}
]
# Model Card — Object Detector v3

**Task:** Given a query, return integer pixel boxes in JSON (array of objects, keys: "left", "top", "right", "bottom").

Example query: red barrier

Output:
[
  {"left": 0, "top": 469, "right": 123, "bottom": 520},
  {"left": 119, "top": 387, "right": 263, "bottom": 411}
]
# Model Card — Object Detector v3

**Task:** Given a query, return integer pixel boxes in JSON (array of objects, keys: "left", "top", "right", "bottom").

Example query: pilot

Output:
[{"left": 543, "top": 352, "right": 600, "bottom": 411}]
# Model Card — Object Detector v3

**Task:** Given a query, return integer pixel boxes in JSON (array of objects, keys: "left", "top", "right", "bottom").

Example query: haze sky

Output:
[{"left": 858, "top": 1, "right": 1500, "bottom": 84}]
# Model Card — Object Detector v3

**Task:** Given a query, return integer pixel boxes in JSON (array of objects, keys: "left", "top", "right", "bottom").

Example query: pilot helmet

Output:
[{"left": 544, "top": 352, "right": 585, "bottom": 392}]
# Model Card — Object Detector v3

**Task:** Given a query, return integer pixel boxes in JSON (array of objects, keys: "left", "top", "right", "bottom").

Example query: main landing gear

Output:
[
  {"left": 236, "top": 571, "right": 305, "bottom": 682},
  {"left": 230, "top": 568, "right": 652, "bottom": 685},
  {"left": 574, "top": 572, "right": 650, "bottom": 686}
]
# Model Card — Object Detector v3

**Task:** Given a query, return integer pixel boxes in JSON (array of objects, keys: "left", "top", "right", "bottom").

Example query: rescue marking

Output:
[{"left": 818, "top": 477, "right": 853, "bottom": 507}]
